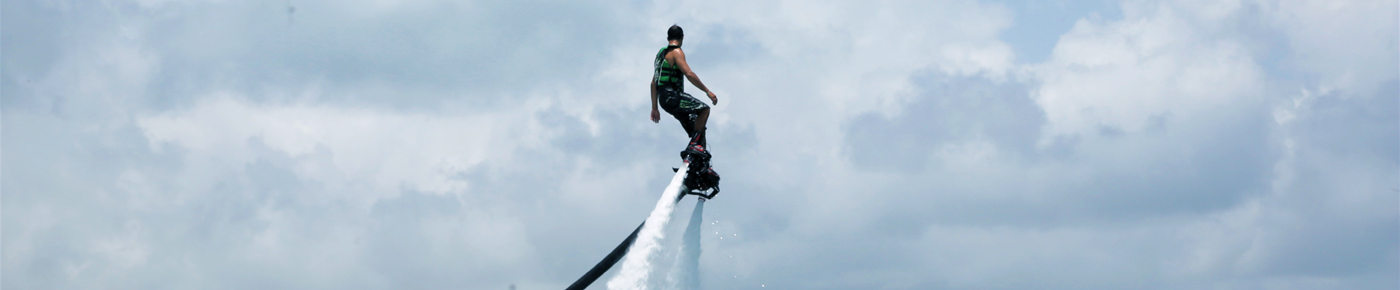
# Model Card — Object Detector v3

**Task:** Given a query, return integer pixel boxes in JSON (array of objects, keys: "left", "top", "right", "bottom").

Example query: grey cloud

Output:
[
  {"left": 844, "top": 74, "right": 1042, "bottom": 172},
  {"left": 5, "top": 0, "right": 641, "bottom": 111},
  {"left": 1251, "top": 80, "right": 1399, "bottom": 278},
  {"left": 840, "top": 72, "right": 1275, "bottom": 230}
]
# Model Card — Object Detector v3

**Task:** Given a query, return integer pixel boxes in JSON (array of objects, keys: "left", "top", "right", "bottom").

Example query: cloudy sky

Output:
[{"left": 3, "top": 0, "right": 1397, "bottom": 289}]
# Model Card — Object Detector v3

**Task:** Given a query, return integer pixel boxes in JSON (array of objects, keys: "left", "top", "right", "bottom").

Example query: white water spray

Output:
[
  {"left": 666, "top": 199, "right": 704, "bottom": 290},
  {"left": 606, "top": 168, "right": 689, "bottom": 290}
]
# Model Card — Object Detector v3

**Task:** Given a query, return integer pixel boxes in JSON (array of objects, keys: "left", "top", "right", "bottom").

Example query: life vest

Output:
[{"left": 653, "top": 45, "right": 684, "bottom": 91}]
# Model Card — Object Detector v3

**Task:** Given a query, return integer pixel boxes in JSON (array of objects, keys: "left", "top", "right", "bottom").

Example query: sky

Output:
[{"left": 2, "top": 0, "right": 1397, "bottom": 289}]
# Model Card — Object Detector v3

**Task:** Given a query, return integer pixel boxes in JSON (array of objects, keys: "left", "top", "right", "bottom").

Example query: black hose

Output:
[{"left": 563, "top": 222, "right": 643, "bottom": 290}]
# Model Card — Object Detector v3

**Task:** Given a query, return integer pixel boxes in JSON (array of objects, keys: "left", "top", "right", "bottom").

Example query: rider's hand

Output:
[
  {"left": 650, "top": 109, "right": 661, "bottom": 123},
  {"left": 707, "top": 91, "right": 718, "bottom": 105}
]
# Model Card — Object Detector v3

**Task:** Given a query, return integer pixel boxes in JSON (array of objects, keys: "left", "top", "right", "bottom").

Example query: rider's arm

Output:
[
  {"left": 649, "top": 77, "right": 660, "bottom": 122},
  {"left": 671, "top": 49, "right": 715, "bottom": 98},
  {"left": 650, "top": 77, "right": 659, "bottom": 109}
]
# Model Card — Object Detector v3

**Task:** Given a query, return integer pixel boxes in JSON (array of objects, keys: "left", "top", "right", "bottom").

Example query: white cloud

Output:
[
  {"left": 136, "top": 94, "right": 541, "bottom": 203},
  {"left": 1032, "top": 0, "right": 1266, "bottom": 140},
  {"left": 1265, "top": 0, "right": 1398, "bottom": 96},
  {"left": 657, "top": 0, "right": 1016, "bottom": 117}
]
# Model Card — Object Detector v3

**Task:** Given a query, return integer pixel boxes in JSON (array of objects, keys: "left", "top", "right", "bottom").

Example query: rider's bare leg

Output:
[{"left": 694, "top": 107, "right": 710, "bottom": 146}]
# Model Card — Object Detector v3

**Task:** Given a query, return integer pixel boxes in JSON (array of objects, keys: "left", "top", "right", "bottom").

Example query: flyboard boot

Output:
[{"left": 678, "top": 130, "right": 720, "bottom": 199}]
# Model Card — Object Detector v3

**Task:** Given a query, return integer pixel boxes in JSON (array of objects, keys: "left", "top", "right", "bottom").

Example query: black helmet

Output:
[{"left": 667, "top": 25, "right": 684, "bottom": 41}]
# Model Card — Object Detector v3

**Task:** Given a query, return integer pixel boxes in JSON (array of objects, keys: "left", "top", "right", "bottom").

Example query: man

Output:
[{"left": 650, "top": 24, "right": 721, "bottom": 197}]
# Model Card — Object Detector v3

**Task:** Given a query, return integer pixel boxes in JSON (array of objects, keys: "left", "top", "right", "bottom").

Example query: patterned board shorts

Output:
[{"left": 658, "top": 87, "right": 709, "bottom": 135}]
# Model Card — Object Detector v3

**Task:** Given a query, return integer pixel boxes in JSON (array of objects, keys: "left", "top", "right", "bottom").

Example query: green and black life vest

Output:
[{"left": 654, "top": 45, "right": 684, "bottom": 91}]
